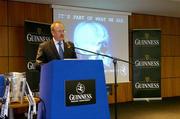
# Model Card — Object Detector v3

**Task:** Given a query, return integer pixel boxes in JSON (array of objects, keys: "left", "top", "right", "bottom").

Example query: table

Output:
[{"left": 0, "top": 97, "right": 40, "bottom": 119}]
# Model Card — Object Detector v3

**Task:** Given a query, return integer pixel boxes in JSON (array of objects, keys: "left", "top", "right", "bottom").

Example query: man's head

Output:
[{"left": 51, "top": 21, "right": 65, "bottom": 41}]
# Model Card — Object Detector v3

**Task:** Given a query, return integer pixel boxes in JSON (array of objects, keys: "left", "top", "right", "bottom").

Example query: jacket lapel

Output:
[
  {"left": 64, "top": 41, "right": 70, "bottom": 57},
  {"left": 49, "top": 40, "right": 60, "bottom": 58}
]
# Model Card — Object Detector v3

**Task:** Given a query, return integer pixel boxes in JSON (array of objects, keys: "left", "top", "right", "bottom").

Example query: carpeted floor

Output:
[{"left": 109, "top": 97, "right": 180, "bottom": 119}]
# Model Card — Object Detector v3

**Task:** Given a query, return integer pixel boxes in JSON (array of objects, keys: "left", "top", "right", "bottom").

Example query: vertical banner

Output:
[
  {"left": 132, "top": 29, "right": 161, "bottom": 100},
  {"left": 24, "top": 21, "right": 51, "bottom": 91}
]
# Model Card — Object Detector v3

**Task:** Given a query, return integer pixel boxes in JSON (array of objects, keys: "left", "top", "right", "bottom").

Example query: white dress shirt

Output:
[{"left": 53, "top": 38, "right": 64, "bottom": 54}]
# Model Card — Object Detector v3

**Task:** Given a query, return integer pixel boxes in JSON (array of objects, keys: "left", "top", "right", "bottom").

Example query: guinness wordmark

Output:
[{"left": 65, "top": 80, "right": 96, "bottom": 106}]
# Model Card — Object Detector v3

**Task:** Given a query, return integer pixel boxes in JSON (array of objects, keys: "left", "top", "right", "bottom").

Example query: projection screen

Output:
[{"left": 53, "top": 5, "right": 131, "bottom": 83}]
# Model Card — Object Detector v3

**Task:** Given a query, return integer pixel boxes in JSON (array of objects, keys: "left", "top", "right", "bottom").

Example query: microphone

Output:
[
  {"left": 74, "top": 46, "right": 132, "bottom": 64},
  {"left": 74, "top": 46, "right": 113, "bottom": 60}
]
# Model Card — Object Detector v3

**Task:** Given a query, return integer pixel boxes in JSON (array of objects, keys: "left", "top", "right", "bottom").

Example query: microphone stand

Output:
[{"left": 74, "top": 47, "right": 131, "bottom": 119}]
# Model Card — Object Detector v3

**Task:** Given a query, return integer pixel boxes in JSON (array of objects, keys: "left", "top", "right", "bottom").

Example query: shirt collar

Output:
[{"left": 53, "top": 38, "right": 63, "bottom": 45}]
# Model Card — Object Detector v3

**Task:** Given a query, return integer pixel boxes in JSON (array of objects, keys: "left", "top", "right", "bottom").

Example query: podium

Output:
[{"left": 38, "top": 60, "right": 110, "bottom": 119}]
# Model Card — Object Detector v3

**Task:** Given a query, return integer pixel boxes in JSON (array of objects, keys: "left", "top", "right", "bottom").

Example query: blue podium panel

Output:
[
  {"left": 0, "top": 75, "right": 5, "bottom": 97},
  {"left": 38, "top": 60, "right": 110, "bottom": 119}
]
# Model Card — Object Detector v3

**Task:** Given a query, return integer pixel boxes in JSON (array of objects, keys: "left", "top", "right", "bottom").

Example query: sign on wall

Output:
[
  {"left": 132, "top": 29, "right": 161, "bottom": 100},
  {"left": 24, "top": 21, "right": 51, "bottom": 91}
]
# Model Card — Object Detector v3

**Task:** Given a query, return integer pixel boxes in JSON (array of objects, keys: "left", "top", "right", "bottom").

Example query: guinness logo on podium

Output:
[
  {"left": 65, "top": 79, "right": 96, "bottom": 106},
  {"left": 76, "top": 82, "right": 85, "bottom": 94}
]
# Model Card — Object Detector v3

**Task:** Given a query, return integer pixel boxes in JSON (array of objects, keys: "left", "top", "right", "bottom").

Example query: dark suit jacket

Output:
[{"left": 35, "top": 40, "right": 77, "bottom": 69}]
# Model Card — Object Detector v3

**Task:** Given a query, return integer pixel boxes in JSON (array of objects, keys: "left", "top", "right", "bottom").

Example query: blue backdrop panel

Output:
[
  {"left": 0, "top": 75, "right": 5, "bottom": 97},
  {"left": 38, "top": 60, "right": 110, "bottom": 119}
]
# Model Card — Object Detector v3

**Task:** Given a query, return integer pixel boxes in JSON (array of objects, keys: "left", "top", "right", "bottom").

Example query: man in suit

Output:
[{"left": 35, "top": 21, "right": 77, "bottom": 69}]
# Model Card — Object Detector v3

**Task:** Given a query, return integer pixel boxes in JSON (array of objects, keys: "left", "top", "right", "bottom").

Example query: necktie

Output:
[{"left": 58, "top": 42, "right": 64, "bottom": 59}]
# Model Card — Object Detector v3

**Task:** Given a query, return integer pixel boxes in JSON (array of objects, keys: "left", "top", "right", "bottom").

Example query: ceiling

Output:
[{"left": 13, "top": 0, "right": 180, "bottom": 17}]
